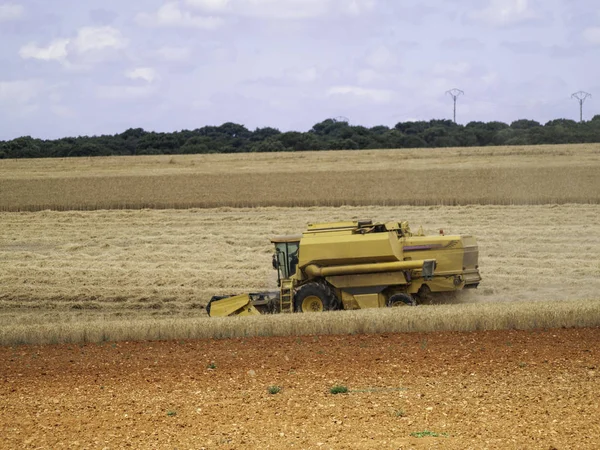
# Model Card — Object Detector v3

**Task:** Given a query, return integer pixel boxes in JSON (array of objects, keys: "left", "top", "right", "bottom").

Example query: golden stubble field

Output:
[
  {"left": 1, "top": 204, "right": 599, "bottom": 345},
  {"left": 2, "top": 204, "right": 599, "bottom": 305}
]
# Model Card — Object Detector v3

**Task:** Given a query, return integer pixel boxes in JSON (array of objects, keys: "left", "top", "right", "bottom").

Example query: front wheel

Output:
[
  {"left": 294, "top": 282, "right": 338, "bottom": 313},
  {"left": 387, "top": 293, "right": 416, "bottom": 307}
]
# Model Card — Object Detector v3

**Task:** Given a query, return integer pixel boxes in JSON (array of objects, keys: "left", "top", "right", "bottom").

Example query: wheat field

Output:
[
  {"left": 3, "top": 300, "right": 600, "bottom": 346},
  {"left": 1, "top": 144, "right": 599, "bottom": 211},
  {"left": 1, "top": 143, "right": 599, "bottom": 344},
  {"left": 1, "top": 203, "right": 599, "bottom": 344}
]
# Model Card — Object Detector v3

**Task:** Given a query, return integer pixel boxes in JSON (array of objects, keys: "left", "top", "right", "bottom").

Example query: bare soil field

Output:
[
  {"left": 2, "top": 328, "right": 599, "bottom": 449},
  {"left": 1, "top": 144, "right": 599, "bottom": 210}
]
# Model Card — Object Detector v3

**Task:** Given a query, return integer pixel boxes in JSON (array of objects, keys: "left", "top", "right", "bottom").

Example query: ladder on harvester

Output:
[{"left": 279, "top": 279, "right": 295, "bottom": 313}]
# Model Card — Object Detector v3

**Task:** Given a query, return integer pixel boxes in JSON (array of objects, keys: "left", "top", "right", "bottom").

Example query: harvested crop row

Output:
[{"left": 1, "top": 204, "right": 599, "bottom": 344}]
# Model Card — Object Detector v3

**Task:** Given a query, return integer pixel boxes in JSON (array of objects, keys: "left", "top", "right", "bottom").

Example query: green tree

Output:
[
  {"left": 251, "top": 137, "right": 286, "bottom": 152},
  {"left": 328, "top": 138, "right": 359, "bottom": 150},
  {"left": 395, "top": 121, "right": 429, "bottom": 134},
  {"left": 310, "top": 118, "right": 350, "bottom": 138},
  {"left": 400, "top": 135, "right": 427, "bottom": 148},
  {"left": 510, "top": 119, "right": 541, "bottom": 130},
  {"left": 181, "top": 136, "right": 214, "bottom": 154},
  {"left": 4, "top": 116, "right": 600, "bottom": 159},
  {"left": 3, "top": 136, "right": 43, "bottom": 158},
  {"left": 68, "top": 143, "right": 111, "bottom": 157},
  {"left": 217, "top": 122, "right": 251, "bottom": 139},
  {"left": 251, "top": 127, "right": 281, "bottom": 141}
]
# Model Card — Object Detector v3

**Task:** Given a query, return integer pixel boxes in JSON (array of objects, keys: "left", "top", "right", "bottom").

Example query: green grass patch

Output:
[
  {"left": 410, "top": 430, "right": 448, "bottom": 438},
  {"left": 267, "top": 385, "right": 281, "bottom": 395},
  {"left": 329, "top": 385, "right": 349, "bottom": 395}
]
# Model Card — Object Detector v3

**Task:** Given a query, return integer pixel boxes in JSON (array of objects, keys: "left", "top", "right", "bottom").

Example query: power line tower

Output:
[
  {"left": 571, "top": 91, "right": 591, "bottom": 123},
  {"left": 445, "top": 88, "right": 464, "bottom": 123}
]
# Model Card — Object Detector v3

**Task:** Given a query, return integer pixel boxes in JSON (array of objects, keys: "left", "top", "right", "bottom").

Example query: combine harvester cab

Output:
[{"left": 207, "top": 220, "right": 481, "bottom": 317}]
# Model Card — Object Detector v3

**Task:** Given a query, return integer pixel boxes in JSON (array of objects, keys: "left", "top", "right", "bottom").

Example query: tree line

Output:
[{"left": 2, "top": 116, "right": 600, "bottom": 159}]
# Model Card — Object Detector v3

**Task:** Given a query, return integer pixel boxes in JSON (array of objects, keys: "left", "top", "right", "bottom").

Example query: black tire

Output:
[
  {"left": 387, "top": 293, "right": 416, "bottom": 307},
  {"left": 294, "top": 282, "right": 339, "bottom": 313}
]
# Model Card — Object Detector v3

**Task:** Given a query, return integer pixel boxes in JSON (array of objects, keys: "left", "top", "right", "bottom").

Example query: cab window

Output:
[{"left": 275, "top": 242, "right": 299, "bottom": 279}]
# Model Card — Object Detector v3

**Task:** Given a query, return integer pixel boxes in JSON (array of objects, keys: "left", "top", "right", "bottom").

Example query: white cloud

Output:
[
  {"left": 136, "top": 2, "right": 224, "bottom": 29},
  {"left": 0, "top": 3, "right": 24, "bottom": 21},
  {"left": 157, "top": 46, "right": 192, "bottom": 61},
  {"left": 327, "top": 85, "right": 393, "bottom": 103},
  {"left": 184, "top": 0, "right": 376, "bottom": 19},
  {"left": 346, "top": 0, "right": 375, "bottom": 16},
  {"left": 51, "top": 105, "right": 75, "bottom": 118},
  {"left": 0, "top": 80, "right": 41, "bottom": 104},
  {"left": 355, "top": 44, "right": 402, "bottom": 86},
  {"left": 245, "top": 65, "right": 318, "bottom": 86},
  {"left": 126, "top": 67, "right": 159, "bottom": 83},
  {"left": 501, "top": 40, "right": 545, "bottom": 54},
  {"left": 0, "top": 80, "right": 45, "bottom": 116},
  {"left": 19, "top": 39, "right": 69, "bottom": 62},
  {"left": 97, "top": 84, "right": 158, "bottom": 101},
  {"left": 582, "top": 27, "right": 600, "bottom": 46},
  {"left": 70, "top": 26, "right": 127, "bottom": 53},
  {"left": 0, "top": 80, "right": 72, "bottom": 120},
  {"left": 433, "top": 62, "right": 472, "bottom": 76},
  {"left": 442, "top": 38, "right": 485, "bottom": 51},
  {"left": 287, "top": 67, "right": 318, "bottom": 83},
  {"left": 232, "top": 0, "right": 327, "bottom": 19},
  {"left": 365, "top": 45, "right": 397, "bottom": 69},
  {"left": 481, "top": 71, "right": 500, "bottom": 88},
  {"left": 19, "top": 27, "right": 126, "bottom": 66},
  {"left": 469, "top": 0, "right": 538, "bottom": 26},
  {"left": 185, "top": 0, "right": 230, "bottom": 11},
  {"left": 356, "top": 69, "right": 380, "bottom": 84}
]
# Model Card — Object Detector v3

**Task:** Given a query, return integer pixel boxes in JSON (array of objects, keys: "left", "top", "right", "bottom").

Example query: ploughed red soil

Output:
[{"left": 1, "top": 328, "right": 599, "bottom": 449}]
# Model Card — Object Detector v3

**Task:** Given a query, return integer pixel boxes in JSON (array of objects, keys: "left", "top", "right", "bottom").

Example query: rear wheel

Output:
[
  {"left": 294, "top": 282, "right": 338, "bottom": 313},
  {"left": 387, "top": 293, "right": 416, "bottom": 307}
]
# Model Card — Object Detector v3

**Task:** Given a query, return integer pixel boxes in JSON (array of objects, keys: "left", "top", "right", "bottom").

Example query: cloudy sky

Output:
[{"left": 0, "top": 0, "right": 598, "bottom": 140}]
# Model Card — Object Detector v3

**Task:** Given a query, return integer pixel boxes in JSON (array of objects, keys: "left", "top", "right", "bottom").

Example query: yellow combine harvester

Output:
[{"left": 207, "top": 219, "right": 481, "bottom": 317}]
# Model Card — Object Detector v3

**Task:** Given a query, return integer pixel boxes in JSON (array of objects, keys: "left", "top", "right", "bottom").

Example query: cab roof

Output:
[{"left": 270, "top": 235, "right": 302, "bottom": 244}]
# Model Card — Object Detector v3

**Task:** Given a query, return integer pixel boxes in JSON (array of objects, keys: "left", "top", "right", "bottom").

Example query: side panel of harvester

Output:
[
  {"left": 402, "top": 234, "right": 481, "bottom": 295},
  {"left": 292, "top": 221, "right": 435, "bottom": 310}
]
